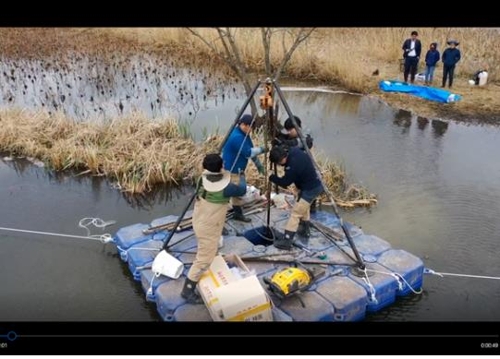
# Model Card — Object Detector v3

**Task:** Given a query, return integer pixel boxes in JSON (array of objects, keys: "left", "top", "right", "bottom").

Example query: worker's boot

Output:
[
  {"left": 232, "top": 206, "right": 251, "bottom": 222},
  {"left": 274, "top": 230, "right": 295, "bottom": 251},
  {"left": 310, "top": 198, "right": 318, "bottom": 212},
  {"left": 181, "top": 278, "right": 203, "bottom": 304},
  {"left": 297, "top": 220, "right": 311, "bottom": 241}
]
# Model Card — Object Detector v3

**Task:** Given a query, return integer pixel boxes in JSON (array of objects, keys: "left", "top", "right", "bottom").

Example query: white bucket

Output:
[
  {"left": 152, "top": 250, "right": 184, "bottom": 279},
  {"left": 478, "top": 71, "right": 488, "bottom": 86}
]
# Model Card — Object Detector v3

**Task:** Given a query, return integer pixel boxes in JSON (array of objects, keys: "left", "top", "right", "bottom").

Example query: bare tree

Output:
[{"left": 186, "top": 27, "right": 315, "bottom": 116}]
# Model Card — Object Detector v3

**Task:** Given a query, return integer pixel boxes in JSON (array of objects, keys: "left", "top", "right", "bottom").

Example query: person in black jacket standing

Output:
[
  {"left": 441, "top": 40, "right": 461, "bottom": 88},
  {"left": 402, "top": 31, "right": 422, "bottom": 83}
]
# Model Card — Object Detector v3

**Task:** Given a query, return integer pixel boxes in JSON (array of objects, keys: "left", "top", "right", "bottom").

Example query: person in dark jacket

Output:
[
  {"left": 424, "top": 42, "right": 440, "bottom": 85},
  {"left": 402, "top": 31, "right": 422, "bottom": 83},
  {"left": 268, "top": 145, "right": 323, "bottom": 250},
  {"left": 273, "top": 116, "right": 313, "bottom": 150},
  {"left": 181, "top": 153, "right": 247, "bottom": 304},
  {"left": 222, "top": 114, "right": 267, "bottom": 222},
  {"left": 441, "top": 40, "right": 461, "bottom": 88}
]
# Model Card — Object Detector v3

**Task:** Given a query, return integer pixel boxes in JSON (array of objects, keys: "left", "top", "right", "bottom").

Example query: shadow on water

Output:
[
  {"left": 431, "top": 119, "right": 449, "bottom": 137},
  {"left": 416, "top": 116, "right": 429, "bottom": 131},
  {"left": 393, "top": 108, "right": 412, "bottom": 132}
]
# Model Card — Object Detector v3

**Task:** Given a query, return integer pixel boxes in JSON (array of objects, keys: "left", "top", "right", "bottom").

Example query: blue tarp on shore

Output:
[{"left": 379, "top": 80, "right": 462, "bottom": 103}]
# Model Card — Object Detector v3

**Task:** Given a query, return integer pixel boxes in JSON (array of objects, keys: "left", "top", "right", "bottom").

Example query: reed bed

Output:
[
  {"left": 0, "top": 109, "right": 375, "bottom": 207},
  {"left": 1, "top": 28, "right": 498, "bottom": 123},
  {"left": 2, "top": 28, "right": 497, "bottom": 86}
]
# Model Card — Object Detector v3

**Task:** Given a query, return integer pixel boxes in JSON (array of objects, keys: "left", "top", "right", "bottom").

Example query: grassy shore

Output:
[{"left": 1, "top": 28, "right": 497, "bottom": 122}]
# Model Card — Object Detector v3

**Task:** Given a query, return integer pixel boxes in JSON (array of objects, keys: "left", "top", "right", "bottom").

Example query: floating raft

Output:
[{"left": 113, "top": 205, "right": 424, "bottom": 321}]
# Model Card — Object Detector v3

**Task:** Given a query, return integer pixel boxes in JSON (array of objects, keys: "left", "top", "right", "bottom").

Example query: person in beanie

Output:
[
  {"left": 441, "top": 40, "right": 461, "bottom": 88},
  {"left": 222, "top": 114, "right": 267, "bottom": 222},
  {"left": 424, "top": 42, "right": 440, "bottom": 85},
  {"left": 402, "top": 31, "right": 422, "bottom": 83},
  {"left": 273, "top": 115, "right": 313, "bottom": 150},
  {"left": 181, "top": 153, "right": 247, "bottom": 304},
  {"left": 268, "top": 145, "right": 323, "bottom": 250}
]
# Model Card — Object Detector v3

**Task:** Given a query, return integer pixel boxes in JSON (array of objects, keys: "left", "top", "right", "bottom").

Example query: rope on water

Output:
[
  {"left": 0, "top": 222, "right": 114, "bottom": 244},
  {"left": 367, "top": 268, "right": 423, "bottom": 295},
  {"left": 424, "top": 268, "right": 500, "bottom": 281}
]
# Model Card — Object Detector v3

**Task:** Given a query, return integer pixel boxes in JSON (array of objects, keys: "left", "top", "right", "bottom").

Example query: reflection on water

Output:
[
  {"left": 431, "top": 119, "right": 449, "bottom": 137},
  {"left": 1, "top": 68, "right": 500, "bottom": 321},
  {"left": 393, "top": 108, "right": 412, "bottom": 132},
  {"left": 417, "top": 116, "right": 429, "bottom": 130}
]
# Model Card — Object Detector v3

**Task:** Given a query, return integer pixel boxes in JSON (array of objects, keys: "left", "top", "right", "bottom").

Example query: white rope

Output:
[
  {"left": 0, "top": 226, "right": 113, "bottom": 244},
  {"left": 361, "top": 269, "right": 378, "bottom": 305},
  {"left": 367, "top": 268, "right": 423, "bottom": 295},
  {"left": 78, "top": 217, "right": 116, "bottom": 236},
  {"left": 424, "top": 268, "right": 500, "bottom": 281},
  {"left": 147, "top": 272, "right": 159, "bottom": 298}
]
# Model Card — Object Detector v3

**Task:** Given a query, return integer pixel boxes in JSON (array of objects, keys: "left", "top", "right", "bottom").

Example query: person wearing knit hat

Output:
[{"left": 180, "top": 153, "right": 247, "bottom": 304}]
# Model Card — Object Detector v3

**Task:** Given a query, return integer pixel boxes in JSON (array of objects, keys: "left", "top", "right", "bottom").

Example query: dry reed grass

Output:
[
  {"left": 107, "top": 27, "right": 500, "bottom": 121},
  {"left": 1, "top": 28, "right": 498, "bottom": 122},
  {"left": 5, "top": 28, "right": 497, "bottom": 206},
  {"left": 2, "top": 28, "right": 497, "bottom": 84},
  {"left": 0, "top": 109, "right": 374, "bottom": 207}
]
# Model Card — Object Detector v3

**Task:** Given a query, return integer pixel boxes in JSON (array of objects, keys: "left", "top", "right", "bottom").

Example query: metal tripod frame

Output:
[{"left": 271, "top": 79, "right": 366, "bottom": 270}]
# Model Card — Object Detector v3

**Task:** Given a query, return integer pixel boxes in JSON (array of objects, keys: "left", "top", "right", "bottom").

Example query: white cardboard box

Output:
[{"left": 198, "top": 254, "right": 273, "bottom": 321}]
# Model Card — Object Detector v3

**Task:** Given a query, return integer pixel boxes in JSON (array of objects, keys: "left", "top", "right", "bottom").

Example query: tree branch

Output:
[
  {"left": 274, "top": 28, "right": 316, "bottom": 82},
  {"left": 261, "top": 27, "right": 272, "bottom": 77}
]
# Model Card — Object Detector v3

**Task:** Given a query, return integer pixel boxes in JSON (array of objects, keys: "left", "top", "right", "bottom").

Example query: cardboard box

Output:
[{"left": 198, "top": 254, "right": 273, "bottom": 321}]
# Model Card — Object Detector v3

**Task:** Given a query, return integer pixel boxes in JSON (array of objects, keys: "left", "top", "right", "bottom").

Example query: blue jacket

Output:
[
  {"left": 269, "top": 146, "right": 322, "bottom": 193},
  {"left": 222, "top": 126, "right": 259, "bottom": 174},
  {"left": 442, "top": 48, "right": 461, "bottom": 67},
  {"left": 425, "top": 49, "right": 440, "bottom": 66}
]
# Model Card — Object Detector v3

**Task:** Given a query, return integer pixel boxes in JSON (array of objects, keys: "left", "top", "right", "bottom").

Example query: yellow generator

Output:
[{"left": 263, "top": 262, "right": 325, "bottom": 299}]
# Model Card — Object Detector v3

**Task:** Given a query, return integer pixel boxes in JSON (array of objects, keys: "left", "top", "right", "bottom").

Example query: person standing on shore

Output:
[
  {"left": 441, "top": 40, "right": 461, "bottom": 88},
  {"left": 424, "top": 42, "right": 440, "bottom": 85},
  {"left": 402, "top": 31, "right": 422, "bottom": 84}
]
